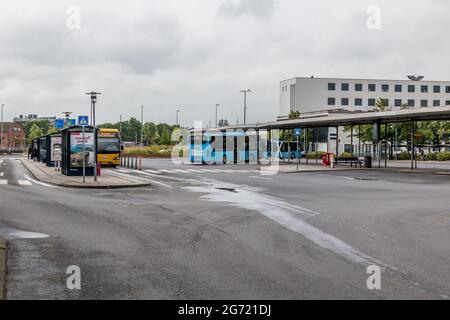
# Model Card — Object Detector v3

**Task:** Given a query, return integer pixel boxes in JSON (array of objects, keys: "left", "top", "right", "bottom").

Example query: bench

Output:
[{"left": 334, "top": 156, "right": 362, "bottom": 168}]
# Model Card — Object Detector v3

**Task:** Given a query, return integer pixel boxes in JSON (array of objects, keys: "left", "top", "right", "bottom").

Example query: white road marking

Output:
[
  {"left": 249, "top": 176, "right": 272, "bottom": 180},
  {"left": 116, "top": 169, "right": 131, "bottom": 173},
  {"left": 18, "top": 180, "right": 32, "bottom": 186},
  {"left": 0, "top": 227, "right": 49, "bottom": 240},
  {"left": 172, "top": 169, "right": 190, "bottom": 173},
  {"left": 0, "top": 180, "right": 7, "bottom": 185},
  {"left": 144, "top": 169, "right": 161, "bottom": 174},
  {"left": 184, "top": 179, "right": 396, "bottom": 270},
  {"left": 24, "top": 174, "right": 54, "bottom": 188},
  {"left": 110, "top": 169, "right": 173, "bottom": 189},
  {"left": 0, "top": 172, "right": 4, "bottom": 176},
  {"left": 185, "top": 169, "right": 205, "bottom": 173},
  {"left": 159, "top": 169, "right": 175, "bottom": 173}
]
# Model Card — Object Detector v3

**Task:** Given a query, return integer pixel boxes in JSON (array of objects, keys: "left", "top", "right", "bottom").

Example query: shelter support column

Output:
[
  {"left": 384, "top": 123, "right": 388, "bottom": 167},
  {"left": 335, "top": 126, "right": 339, "bottom": 157},
  {"left": 350, "top": 124, "right": 354, "bottom": 156},
  {"left": 411, "top": 120, "right": 415, "bottom": 170}
]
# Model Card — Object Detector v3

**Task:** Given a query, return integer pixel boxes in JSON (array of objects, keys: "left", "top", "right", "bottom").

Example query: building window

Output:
[
  {"left": 420, "top": 100, "right": 428, "bottom": 107},
  {"left": 368, "top": 99, "right": 376, "bottom": 107},
  {"left": 355, "top": 83, "right": 363, "bottom": 91},
  {"left": 433, "top": 100, "right": 440, "bottom": 107},
  {"left": 355, "top": 98, "right": 362, "bottom": 106},
  {"left": 408, "top": 99, "right": 415, "bottom": 107},
  {"left": 395, "top": 84, "right": 402, "bottom": 92},
  {"left": 395, "top": 99, "right": 402, "bottom": 107},
  {"left": 328, "top": 97, "right": 335, "bottom": 106},
  {"left": 290, "top": 84, "right": 296, "bottom": 110},
  {"left": 446, "top": 100, "right": 450, "bottom": 106},
  {"left": 446, "top": 86, "right": 450, "bottom": 93},
  {"left": 381, "top": 99, "right": 389, "bottom": 106},
  {"left": 421, "top": 85, "right": 428, "bottom": 93},
  {"left": 341, "top": 98, "right": 349, "bottom": 106},
  {"left": 328, "top": 83, "right": 336, "bottom": 91},
  {"left": 433, "top": 85, "right": 441, "bottom": 93},
  {"left": 341, "top": 83, "right": 349, "bottom": 91},
  {"left": 381, "top": 84, "right": 389, "bottom": 92},
  {"left": 368, "top": 84, "right": 376, "bottom": 92},
  {"left": 408, "top": 85, "right": 415, "bottom": 93}
]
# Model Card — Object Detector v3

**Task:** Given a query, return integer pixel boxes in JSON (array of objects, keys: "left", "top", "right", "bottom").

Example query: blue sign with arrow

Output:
[
  {"left": 78, "top": 116, "right": 89, "bottom": 126},
  {"left": 294, "top": 128, "right": 302, "bottom": 136}
]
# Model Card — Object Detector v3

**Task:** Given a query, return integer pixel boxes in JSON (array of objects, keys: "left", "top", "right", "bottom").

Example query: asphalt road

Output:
[{"left": 1, "top": 155, "right": 449, "bottom": 299}]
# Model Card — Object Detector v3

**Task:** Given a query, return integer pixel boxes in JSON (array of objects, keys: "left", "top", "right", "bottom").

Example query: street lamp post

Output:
[
  {"left": 215, "top": 104, "right": 219, "bottom": 127},
  {"left": 0, "top": 104, "right": 4, "bottom": 149},
  {"left": 140, "top": 106, "right": 144, "bottom": 147},
  {"left": 86, "top": 91, "right": 101, "bottom": 182},
  {"left": 240, "top": 89, "right": 251, "bottom": 124},
  {"left": 176, "top": 109, "right": 180, "bottom": 127}
]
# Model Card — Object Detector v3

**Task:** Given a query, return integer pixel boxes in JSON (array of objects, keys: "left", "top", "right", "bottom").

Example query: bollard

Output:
[
  {"left": 134, "top": 156, "right": 138, "bottom": 170},
  {"left": 126, "top": 156, "right": 130, "bottom": 168},
  {"left": 97, "top": 162, "right": 101, "bottom": 176},
  {"left": 138, "top": 156, "right": 142, "bottom": 170}
]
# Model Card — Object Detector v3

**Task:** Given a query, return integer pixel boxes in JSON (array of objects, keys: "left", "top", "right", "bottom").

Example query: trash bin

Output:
[{"left": 364, "top": 156, "right": 372, "bottom": 168}]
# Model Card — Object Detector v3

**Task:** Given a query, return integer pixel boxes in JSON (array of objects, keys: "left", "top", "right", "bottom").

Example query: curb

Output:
[
  {"left": 19, "top": 159, "right": 150, "bottom": 189},
  {"left": 0, "top": 238, "right": 7, "bottom": 300}
]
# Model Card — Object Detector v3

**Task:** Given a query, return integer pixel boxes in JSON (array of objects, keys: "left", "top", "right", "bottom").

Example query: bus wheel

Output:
[
  {"left": 290, "top": 153, "right": 295, "bottom": 160},
  {"left": 223, "top": 155, "right": 227, "bottom": 164}
]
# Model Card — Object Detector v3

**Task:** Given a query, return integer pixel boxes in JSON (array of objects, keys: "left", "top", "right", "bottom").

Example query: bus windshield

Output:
[{"left": 98, "top": 137, "right": 120, "bottom": 153}]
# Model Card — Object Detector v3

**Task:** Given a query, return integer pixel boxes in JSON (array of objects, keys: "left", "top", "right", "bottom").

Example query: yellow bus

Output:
[{"left": 97, "top": 128, "right": 121, "bottom": 167}]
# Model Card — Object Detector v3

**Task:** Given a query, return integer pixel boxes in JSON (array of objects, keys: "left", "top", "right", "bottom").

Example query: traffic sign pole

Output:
[{"left": 82, "top": 125, "right": 86, "bottom": 183}]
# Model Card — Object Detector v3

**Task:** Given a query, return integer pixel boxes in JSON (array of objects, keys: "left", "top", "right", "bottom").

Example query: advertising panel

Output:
[
  {"left": 50, "top": 136, "right": 62, "bottom": 162},
  {"left": 70, "top": 132, "right": 95, "bottom": 168}
]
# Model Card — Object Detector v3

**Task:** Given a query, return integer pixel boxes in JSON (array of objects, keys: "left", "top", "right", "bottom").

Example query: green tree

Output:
[{"left": 27, "top": 123, "right": 43, "bottom": 143}]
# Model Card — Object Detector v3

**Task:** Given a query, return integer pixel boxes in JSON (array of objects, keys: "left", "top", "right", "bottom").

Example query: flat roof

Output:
[
  {"left": 210, "top": 106, "right": 450, "bottom": 131},
  {"left": 281, "top": 76, "right": 450, "bottom": 83}
]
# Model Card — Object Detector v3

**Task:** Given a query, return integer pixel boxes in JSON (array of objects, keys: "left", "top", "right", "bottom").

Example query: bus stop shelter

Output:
[{"left": 213, "top": 106, "right": 450, "bottom": 170}]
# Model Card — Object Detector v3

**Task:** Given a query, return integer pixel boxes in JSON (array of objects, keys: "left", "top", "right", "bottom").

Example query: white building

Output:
[
  {"left": 279, "top": 77, "right": 450, "bottom": 121},
  {"left": 279, "top": 77, "right": 450, "bottom": 155}
]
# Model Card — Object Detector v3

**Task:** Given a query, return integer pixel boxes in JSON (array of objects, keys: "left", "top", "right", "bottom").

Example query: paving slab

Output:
[{"left": 20, "top": 158, "right": 150, "bottom": 189}]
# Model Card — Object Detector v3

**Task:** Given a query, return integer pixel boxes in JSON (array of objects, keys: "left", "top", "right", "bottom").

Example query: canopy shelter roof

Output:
[{"left": 208, "top": 106, "right": 450, "bottom": 132}]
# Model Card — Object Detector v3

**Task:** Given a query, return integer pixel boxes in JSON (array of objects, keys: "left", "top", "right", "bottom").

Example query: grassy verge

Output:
[{"left": 122, "top": 145, "right": 189, "bottom": 158}]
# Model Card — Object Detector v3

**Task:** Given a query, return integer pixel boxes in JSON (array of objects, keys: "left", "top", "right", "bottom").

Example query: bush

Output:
[
  {"left": 426, "top": 152, "right": 438, "bottom": 161},
  {"left": 436, "top": 151, "right": 450, "bottom": 161},
  {"left": 339, "top": 152, "right": 353, "bottom": 158},
  {"left": 397, "top": 151, "right": 411, "bottom": 160},
  {"left": 306, "top": 151, "right": 327, "bottom": 160}
]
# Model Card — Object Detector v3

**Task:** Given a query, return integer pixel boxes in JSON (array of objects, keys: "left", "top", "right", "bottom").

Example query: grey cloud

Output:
[{"left": 217, "top": 0, "right": 276, "bottom": 19}]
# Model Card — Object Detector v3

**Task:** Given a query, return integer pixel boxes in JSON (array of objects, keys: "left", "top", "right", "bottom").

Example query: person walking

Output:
[
  {"left": 53, "top": 146, "right": 62, "bottom": 172},
  {"left": 27, "top": 144, "right": 32, "bottom": 159}
]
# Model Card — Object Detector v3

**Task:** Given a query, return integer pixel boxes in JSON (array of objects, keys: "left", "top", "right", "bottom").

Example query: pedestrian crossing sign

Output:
[{"left": 78, "top": 116, "right": 89, "bottom": 126}]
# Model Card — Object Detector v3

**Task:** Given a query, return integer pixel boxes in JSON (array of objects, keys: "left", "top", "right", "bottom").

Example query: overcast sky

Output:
[{"left": 0, "top": 0, "right": 448, "bottom": 126}]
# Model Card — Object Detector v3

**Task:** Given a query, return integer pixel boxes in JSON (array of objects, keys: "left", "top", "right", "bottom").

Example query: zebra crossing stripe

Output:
[
  {"left": 186, "top": 169, "right": 204, "bottom": 173},
  {"left": 0, "top": 180, "right": 7, "bottom": 185},
  {"left": 172, "top": 169, "right": 190, "bottom": 173},
  {"left": 145, "top": 169, "right": 161, "bottom": 174}
]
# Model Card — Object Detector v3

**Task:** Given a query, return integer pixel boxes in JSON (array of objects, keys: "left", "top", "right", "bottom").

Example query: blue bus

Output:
[
  {"left": 277, "top": 141, "right": 305, "bottom": 160},
  {"left": 189, "top": 131, "right": 261, "bottom": 164}
]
